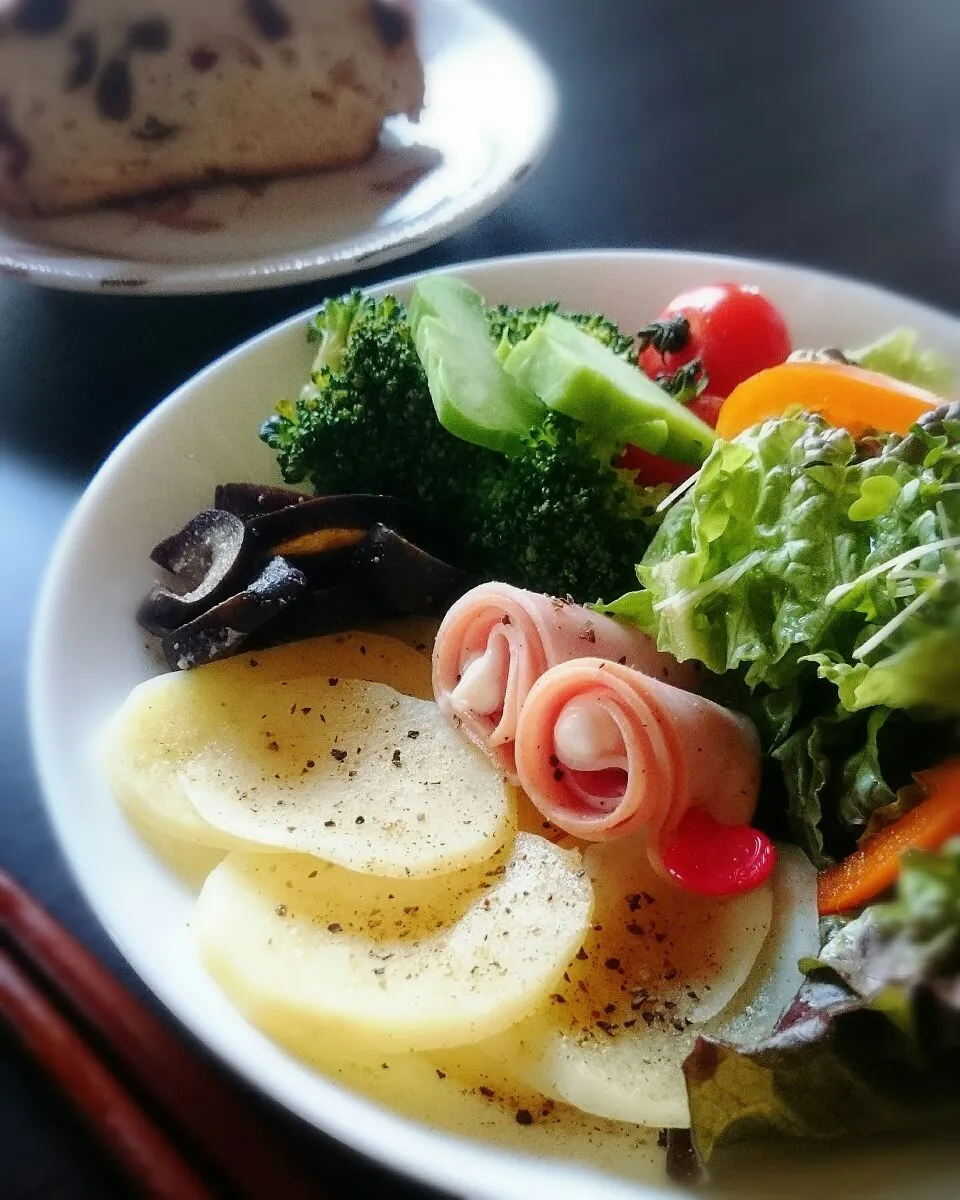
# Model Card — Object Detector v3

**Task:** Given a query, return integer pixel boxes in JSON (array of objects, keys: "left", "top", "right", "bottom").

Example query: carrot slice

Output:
[
  {"left": 817, "top": 758, "right": 960, "bottom": 915},
  {"left": 716, "top": 361, "right": 940, "bottom": 441}
]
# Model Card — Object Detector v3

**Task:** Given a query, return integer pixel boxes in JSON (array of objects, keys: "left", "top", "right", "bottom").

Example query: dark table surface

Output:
[{"left": 4, "top": 0, "right": 960, "bottom": 1195}]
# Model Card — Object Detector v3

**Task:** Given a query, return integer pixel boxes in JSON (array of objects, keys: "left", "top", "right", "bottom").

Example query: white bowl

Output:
[{"left": 29, "top": 251, "right": 960, "bottom": 1199}]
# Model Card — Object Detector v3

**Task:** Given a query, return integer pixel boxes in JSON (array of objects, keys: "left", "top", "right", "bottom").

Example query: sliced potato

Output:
[
  {"left": 234, "top": 629, "right": 433, "bottom": 697},
  {"left": 105, "top": 633, "right": 508, "bottom": 878},
  {"left": 102, "top": 631, "right": 475, "bottom": 872},
  {"left": 375, "top": 615, "right": 441, "bottom": 659},
  {"left": 292, "top": 1039, "right": 665, "bottom": 1185},
  {"left": 478, "top": 836, "right": 773, "bottom": 1129},
  {"left": 194, "top": 833, "right": 593, "bottom": 1051},
  {"left": 121, "top": 803, "right": 227, "bottom": 889},
  {"left": 180, "top": 675, "right": 512, "bottom": 876},
  {"left": 103, "top": 670, "right": 258, "bottom": 850}
]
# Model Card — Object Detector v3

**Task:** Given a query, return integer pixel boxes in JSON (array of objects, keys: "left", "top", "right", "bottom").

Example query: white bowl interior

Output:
[{"left": 29, "top": 251, "right": 960, "bottom": 1199}]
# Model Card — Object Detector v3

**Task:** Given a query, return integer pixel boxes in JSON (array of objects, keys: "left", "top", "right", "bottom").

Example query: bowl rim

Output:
[{"left": 27, "top": 247, "right": 960, "bottom": 1200}]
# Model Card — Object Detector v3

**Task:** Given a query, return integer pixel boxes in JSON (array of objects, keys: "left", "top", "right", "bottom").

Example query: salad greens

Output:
[
  {"left": 463, "top": 410, "right": 664, "bottom": 602},
  {"left": 600, "top": 404, "right": 960, "bottom": 863},
  {"left": 261, "top": 291, "right": 489, "bottom": 517},
  {"left": 488, "top": 300, "right": 636, "bottom": 360},
  {"left": 850, "top": 327, "right": 955, "bottom": 395},
  {"left": 684, "top": 842, "right": 960, "bottom": 1165},
  {"left": 409, "top": 278, "right": 715, "bottom": 463}
]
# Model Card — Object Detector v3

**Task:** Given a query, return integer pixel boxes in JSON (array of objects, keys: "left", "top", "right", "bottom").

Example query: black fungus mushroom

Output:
[
  {"left": 212, "top": 482, "right": 313, "bottom": 520},
  {"left": 137, "top": 509, "right": 252, "bottom": 634},
  {"left": 138, "top": 487, "right": 467, "bottom": 668},
  {"left": 352, "top": 523, "right": 471, "bottom": 616},
  {"left": 247, "top": 583, "right": 394, "bottom": 649},
  {"left": 246, "top": 493, "right": 436, "bottom": 585},
  {"left": 161, "top": 555, "right": 306, "bottom": 670}
]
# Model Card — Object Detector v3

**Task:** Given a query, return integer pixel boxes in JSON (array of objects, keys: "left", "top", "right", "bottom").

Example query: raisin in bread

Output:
[{"left": 0, "top": 0, "right": 424, "bottom": 216}]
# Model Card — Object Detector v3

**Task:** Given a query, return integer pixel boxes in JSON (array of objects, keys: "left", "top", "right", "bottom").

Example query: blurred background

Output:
[
  {"left": 3, "top": 0, "right": 960, "bottom": 1195},
  {"left": 6, "top": 0, "right": 960, "bottom": 479}
]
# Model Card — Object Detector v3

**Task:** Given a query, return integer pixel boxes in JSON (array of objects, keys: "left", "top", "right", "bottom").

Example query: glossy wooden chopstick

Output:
[
  {"left": 0, "top": 870, "right": 325, "bottom": 1200},
  {"left": 0, "top": 944, "right": 215, "bottom": 1199}
]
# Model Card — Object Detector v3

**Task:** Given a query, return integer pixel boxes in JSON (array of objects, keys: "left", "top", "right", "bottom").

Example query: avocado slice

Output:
[
  {"left": 502, "top": 314, "right": 717, "bottom": 465},
  {"left": 409, "top": 276, "right": 544, "bottom": 456}
]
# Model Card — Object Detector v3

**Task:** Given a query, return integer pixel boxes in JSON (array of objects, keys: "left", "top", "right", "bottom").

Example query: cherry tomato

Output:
[
  {"left": 615, "top": 443, "right": 695, "bottom": 488},
  {"left": 638, "top": 283, "right": 791, "bottom": 399},
  {"left": 615, "top": 393, "right": 723, "bottom": 489},
  {"left": 687, "top": 391, "right": 725, "bottom": 429}
]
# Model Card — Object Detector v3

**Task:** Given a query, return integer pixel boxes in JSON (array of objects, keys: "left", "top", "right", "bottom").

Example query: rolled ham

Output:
[
  {"left": 513, "top": 657, "right": 761, "bottom": 849},
  {"left": 432, "top": 582, "right": 701, "bottom": 781}
]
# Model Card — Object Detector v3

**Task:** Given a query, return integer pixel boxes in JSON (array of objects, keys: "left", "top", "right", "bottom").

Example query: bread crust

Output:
[{"left": 0, "top": 0, "right": 424, "bottom": 216}]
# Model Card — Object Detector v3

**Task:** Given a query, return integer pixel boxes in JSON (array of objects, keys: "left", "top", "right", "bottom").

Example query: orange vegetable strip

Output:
[
  {"left": 716, "top": 361, "right": 940, "bottom": 441},
  {"left": 817, "top": 759, "right": 960, "bottom": 915}
]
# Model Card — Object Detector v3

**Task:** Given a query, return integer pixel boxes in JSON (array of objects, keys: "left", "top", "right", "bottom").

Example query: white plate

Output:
[
  {"left": 30, "top": 251, "right": 960, "bottom": 1199},
  {"left": 0, "top": 0, "right": 555, "bottom": 295}
]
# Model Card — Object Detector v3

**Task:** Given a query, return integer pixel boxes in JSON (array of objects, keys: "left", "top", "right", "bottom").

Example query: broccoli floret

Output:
[
  {"left": 468, "top": 412, "right": 665, "bottom": 601},
  {"left": 260, "top": 292, "right": 489, "bottom": 517},
  {"left": 261, "top": 292, "right": 663, "bottom": 601},
  {"left": 305, "top": 289, "right": 375, "bottom": 373},
  {"left": 487, "top": 302, "right": 635, "bottom": 360}
]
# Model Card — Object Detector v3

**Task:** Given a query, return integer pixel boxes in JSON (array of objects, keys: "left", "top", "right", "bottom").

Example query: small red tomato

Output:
[
  {"left": 638, "top": 283, "right": 791, "bottom": 399},
  {"left": 614, "top": 443, "right": 695, "bottom": 488},
  {"left": 686, "top": 391, "right": 725, "bottom": 428},
  {"left": 615, "top": 393, "right": 723, "bottom": 488}
]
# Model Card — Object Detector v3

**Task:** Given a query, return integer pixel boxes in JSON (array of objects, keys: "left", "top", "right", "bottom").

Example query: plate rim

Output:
[
  {"left": 27, "top": 247, "right": 960, "bottom": 1200},
  {"left": 0, "top": 0, "right": 559, "bottom": 296}
]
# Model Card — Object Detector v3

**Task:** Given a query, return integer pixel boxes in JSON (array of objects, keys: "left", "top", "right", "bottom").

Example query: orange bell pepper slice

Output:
[
  {"left": 817, "top": 758, "right": 960, "bottom": 915},
  {"left": 716, "top": 361, "right": 940, "bottom": 441}
]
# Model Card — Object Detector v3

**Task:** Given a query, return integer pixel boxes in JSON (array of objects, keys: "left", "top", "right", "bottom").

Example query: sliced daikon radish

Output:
[
  {"left": 195, "top": 833, "right": 593, "bottom": 1051},
  {"left": 103, "top": 630, "right": 433, "bottom": 848},
  {"left": 706, "top": 845, "right": 818, "bottom": 1045},
  {"left": 477, "top": 836, "right": 772, "bottom": 1128}
]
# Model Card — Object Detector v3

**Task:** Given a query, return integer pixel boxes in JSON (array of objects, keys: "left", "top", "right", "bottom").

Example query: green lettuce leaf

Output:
[
  {"left": 599, "top": 417, "right": 870, "bottom": 685},
  {"left": 849, "top": 328, "right": 955, "bottom": 396},
  {"left": 684, "top": 842, "right": 960, "bottom": 1166},
  {"left": 809, "top": 627, "right": 960, "bottom": 718},
  {"left": 770, "top": 707, "right": 898, "bottom": 867},
  {"left": 599, "top": 404, "right": 960, "bottom": 859},
  {"left": 601, "top": 407, "right": 960, "bottom": 699},
  {"left": 874, "top": 839, "right": 960, "bottom": 953}
]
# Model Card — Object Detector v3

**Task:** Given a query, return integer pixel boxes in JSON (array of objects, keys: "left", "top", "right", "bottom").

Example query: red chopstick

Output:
[
  {"left": 0, "top": 870, "right": 326, "bottom": 1200},
  {"left": 0, "top": 944, "right": 215, "bottom": 1199}
]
